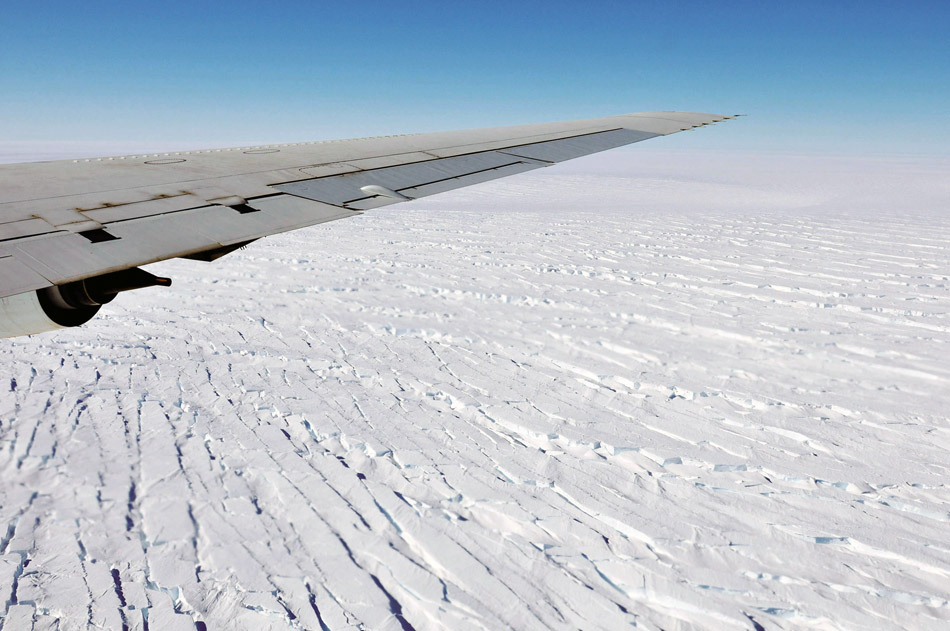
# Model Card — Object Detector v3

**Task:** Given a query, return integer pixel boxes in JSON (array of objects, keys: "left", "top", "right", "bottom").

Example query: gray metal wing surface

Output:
[{"left": 0, "top": 111, "right": 733, "bottom": 327}]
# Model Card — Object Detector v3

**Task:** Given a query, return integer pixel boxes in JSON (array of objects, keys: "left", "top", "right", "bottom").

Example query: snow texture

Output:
[{"left": 1, "top": 151, "right": 949, "bottom": 630}]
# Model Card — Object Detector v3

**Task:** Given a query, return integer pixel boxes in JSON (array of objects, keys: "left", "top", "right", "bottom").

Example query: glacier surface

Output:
[{"left": 1, "top": 151, "right": 949, "bottom": 630}]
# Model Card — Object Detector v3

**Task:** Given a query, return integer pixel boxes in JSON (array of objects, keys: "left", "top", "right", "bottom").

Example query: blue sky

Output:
[{"left": 2, "top": 1, "right": 948, "bottom": 155}]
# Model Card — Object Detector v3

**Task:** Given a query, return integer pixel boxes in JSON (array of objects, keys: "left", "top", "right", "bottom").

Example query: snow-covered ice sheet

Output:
[{"left": 1, "top": 152, "right": 949, "bottom": 630}]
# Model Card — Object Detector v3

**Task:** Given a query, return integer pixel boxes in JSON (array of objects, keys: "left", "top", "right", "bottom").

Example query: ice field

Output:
[{"left": 1, "top": 150, "right": 949, "bottom": 630}]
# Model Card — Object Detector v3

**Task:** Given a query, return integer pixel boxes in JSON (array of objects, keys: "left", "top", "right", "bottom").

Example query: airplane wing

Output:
[{"left": 0, "top": 111, "right": 734, "bottom": 337}]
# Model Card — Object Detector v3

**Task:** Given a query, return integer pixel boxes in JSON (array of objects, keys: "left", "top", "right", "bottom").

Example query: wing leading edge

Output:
[{"left": 0, "top": 111, "right": 734, "bottom": 336}]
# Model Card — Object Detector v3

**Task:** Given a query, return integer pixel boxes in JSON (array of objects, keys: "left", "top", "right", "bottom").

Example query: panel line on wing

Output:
[
  {"left": 273, "top": 128, "right": 625, "bottom": 186},
  {"left": 340, "top": 159, "right": 528, "bottom": 206},
  {"left": 495, "top": 151, "right": 554, "bottom": 165}
]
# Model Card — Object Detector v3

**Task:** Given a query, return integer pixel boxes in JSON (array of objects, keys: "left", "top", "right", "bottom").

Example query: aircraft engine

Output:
[{"left": 0, "top": 268, "right": 170, "bottom": 338}]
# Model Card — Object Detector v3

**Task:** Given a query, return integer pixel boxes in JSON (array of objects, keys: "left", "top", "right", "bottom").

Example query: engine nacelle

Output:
[
  {"left": 0, "top": 289, "right": 99, "bottom": 337},
  {"left": 0, "top": 268, "right": 171, "bottom": 339}
]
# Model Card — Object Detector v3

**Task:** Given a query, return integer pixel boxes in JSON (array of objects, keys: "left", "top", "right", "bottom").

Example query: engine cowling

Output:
[
  {"left": 0, "top": 289, "right": 98, "bottom": 337},
  {"left": 0, "top": 268, "right": 171, "bottom": 339}
]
